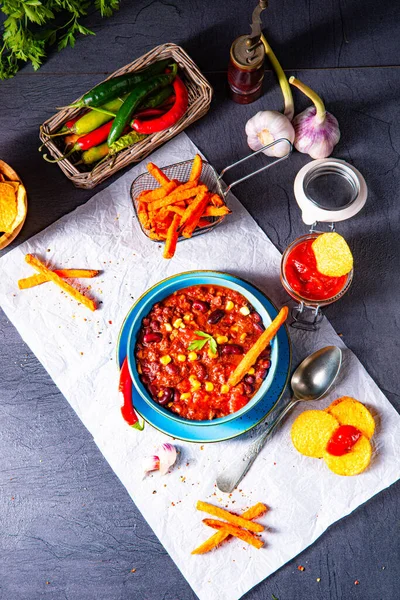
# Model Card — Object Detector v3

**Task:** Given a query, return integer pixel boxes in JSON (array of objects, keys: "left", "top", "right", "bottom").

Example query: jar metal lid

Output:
[
  {"left": 294, "top": 158, "right": 368, "bottom": 226},
  {"left": 230, "top": 35, "right": 265, "bottom": 70}
]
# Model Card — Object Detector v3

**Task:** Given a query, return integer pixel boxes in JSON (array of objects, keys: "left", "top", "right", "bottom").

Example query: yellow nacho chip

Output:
[
  {"left": 291, "top": 410, "right": 339, "bottom": 458},
  {"left": 326, "top": 397, "right": 375, "bottom": 439},
  {"left": 323, "top": 435, "right": 372, "bottom": 476},
  {"left": 0, "top": 182, "right": 18, "bottom": 233},
  {"left": 312, "top": 232, "right": 353, "bottom": 277}
]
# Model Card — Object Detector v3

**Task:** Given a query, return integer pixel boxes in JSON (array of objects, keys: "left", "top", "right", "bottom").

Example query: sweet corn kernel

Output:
[
  {"left": 205, "top": 381, "right": 214, "bottom": 392},
  {"left": 188, "top": 351, "right": 198, "bottom": 361},
  {"left": 247, "top": 367, "right": 255, "bottom": 375},
  {"left": 165, "top": 323, "right": 172, "bottom": 332},
  {"left": 240, "top": 333, "right": 247, "bottom": 341},
  {"left": 177, "top": 354, "right": 186, "bottom": 362},
  {"left": 180, "top": 392, "right": 191, "bottom": 400},
  {"left": 225, "top": 300, "right": 234, "bottom": 311},
  {"left": 137, "top": 363, "right": 143, "bottom": 374},
  {"left": 173, "top": 318, "right": 183, "bottom": 328},
  {"left": 183, "top": 314, "right": 192, "bottom": 322},
  {"left": 240, "top": 306, "right": 251, "bottom": 316},
  {"left": 208, "top": 349, "right": 218, "bottom": 358},
  {"left": 189, "top": 374, "right": 197, "bottom": 382},
  {"left": 160, "top": 355, "right": 171, "bottom": 365},
  {"left": 169, "top": 331, "right": 178, "bottom": 340},
  {"left": 158, "top": 391, "right": 164, "bottom": 398},
  {"left": 191, "top": 380, "right": 201, "bottom": 391},
  {"left": 231, "top": 325, "right": 239, "bottom": 332},
  {"left": 220, "top": 384, "right": 230, "bottom": 394},
  {"left": 179, "top": 323, "right": 186, "bottom": 329},
  {"left": 216, "top": 335, "right": 228, "bottom": 344}
]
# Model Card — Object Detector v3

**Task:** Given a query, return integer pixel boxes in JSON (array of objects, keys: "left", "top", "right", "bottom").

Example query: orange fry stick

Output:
[
  {"left": 181, "top": 190, "right": 210, "bottom": 239},
  {"left": 189, "top": 154, "right": 202, "bottom": 181},
  {"left": 148, "top": 182, "right": 203, "bottom": 212},
  {"left": 137, "top": 201, "right": 150, "bottom": 230},
  {"left": 192, "top": 503, "right": 267, "bottom": 555},
  {"left": 197, "top": 218, "right": 212, "bottom": 228},
  {"left": 25, "top": 254, "right": 97, "bottom": 312},
  {"left": 139, "top": 180, "right": 178, "bottom": 202},
  {"left": 196, "top": 501, "right": 264, "bottom": 532},
  {"left": 228, "top": 306, "right": 289, "bottom": 387},
  {"left": 210, "top": 193, "right": 224, "bottom": 207},
  {"left": 202, "top": 205, "right": 231, "bottom": 217},
  {"left": 146, "top": 162, "right": 170, "bottom": 185},
  {"left": 202, "top": 519, "right": 264, "bottom": 549},
  {"left": 18, "top": 269, "right": 99, "bottom": 290},
  {"left": 163, "top": 214, "right": 181, "bottom": 259},
  {"left": 166, "top": 206, "right": 185, "bottom": 216}
]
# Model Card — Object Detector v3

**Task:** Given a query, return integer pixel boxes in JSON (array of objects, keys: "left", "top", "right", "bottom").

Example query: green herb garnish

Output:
[
  {"left": 188, "top": 331, "right": 217, "bottom": 354},
  {"left": 0, "top": 1, "right": 120, "bottom": 80}
]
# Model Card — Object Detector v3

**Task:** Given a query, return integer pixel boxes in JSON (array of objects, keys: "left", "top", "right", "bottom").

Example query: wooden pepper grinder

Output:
[{"left": 228, "top": 0, "right": 268, "bottom": 104}]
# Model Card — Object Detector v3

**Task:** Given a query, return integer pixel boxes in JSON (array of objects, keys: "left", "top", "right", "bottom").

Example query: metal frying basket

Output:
[{"left": 131, "top": 138, "right": 292, "bottom": 241}]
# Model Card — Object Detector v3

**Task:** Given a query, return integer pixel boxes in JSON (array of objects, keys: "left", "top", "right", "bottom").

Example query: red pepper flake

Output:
[
  {"left": 354, "top": 580, "right": 360, "bottom": 585},
  {"left": 152, "top": 490, "right": 157, "bottom": 494},
  {"left": 298, "top": 565, "right": 305, "bottom": 572},
  {"left": 131, "top": 569, "right": 136, "bottom": 573},
  {"left": 108, "top": 320, "right": 112, "bottom": 325},
  {"left": 45, "top": 581, "right": 50, "bottom": 585}
]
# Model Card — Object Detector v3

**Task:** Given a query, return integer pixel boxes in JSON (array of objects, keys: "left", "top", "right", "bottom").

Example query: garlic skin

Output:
[
  {"left": 292, "top": 106, "right": 340, "bottom": 159},
  {"left": 245, "top": 110, "right": 295, "bottom": 158},
  {"left": 143, "top": 443, "right": 177, "bottom": 477}
]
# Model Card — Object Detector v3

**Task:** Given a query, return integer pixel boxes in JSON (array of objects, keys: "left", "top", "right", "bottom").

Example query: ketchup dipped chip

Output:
[
  {"left": 325, "top": 397, "right": 375, "bottom": 439},
  {"left": 323, "top": 435, "right": 372, "bottom": 476},
  {"left": 312, "top": 232, "right": 353, "bottom": 277}
]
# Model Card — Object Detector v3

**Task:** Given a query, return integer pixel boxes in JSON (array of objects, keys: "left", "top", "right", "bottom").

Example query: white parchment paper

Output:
[{"left": 0, "top": 133, "right": 399, "bottom": 600}]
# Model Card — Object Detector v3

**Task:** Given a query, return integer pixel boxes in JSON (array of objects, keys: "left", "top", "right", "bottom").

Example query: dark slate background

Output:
[{"left": 0, "top": 1, "right": 399, "bottom": 599}]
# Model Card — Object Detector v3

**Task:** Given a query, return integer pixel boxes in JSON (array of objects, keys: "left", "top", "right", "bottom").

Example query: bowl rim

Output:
[{"left": 125, "top": 270, "right": 290, "bottom": 426}]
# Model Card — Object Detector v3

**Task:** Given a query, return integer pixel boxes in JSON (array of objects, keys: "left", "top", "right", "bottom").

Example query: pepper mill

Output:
[{"left": 228, "top": 0, "right": 268, "bottom": 104}]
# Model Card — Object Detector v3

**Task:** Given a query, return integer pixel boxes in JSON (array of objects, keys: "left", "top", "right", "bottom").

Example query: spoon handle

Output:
[{"left": 216, "top": 399, "right": 298, "bottom": 493}]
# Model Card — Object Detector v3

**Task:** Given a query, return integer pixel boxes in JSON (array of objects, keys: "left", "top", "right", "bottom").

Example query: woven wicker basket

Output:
[{"left": 39, "top": 44, "right": 213, "bottom": 189}]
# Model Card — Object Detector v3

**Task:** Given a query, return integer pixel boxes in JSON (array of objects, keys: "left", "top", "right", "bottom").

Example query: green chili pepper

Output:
[
  {"left": 139, "top": 85, "right": 174, "bottom": 111},
  {"left": 108, "top": 64, "right": 178, "bottom": 146},
  {"left": 108, "top": 132, "right": 147, "bottom": 156},
  {"left": 69, "top": 59, "right": 172, "bottom": 109}
]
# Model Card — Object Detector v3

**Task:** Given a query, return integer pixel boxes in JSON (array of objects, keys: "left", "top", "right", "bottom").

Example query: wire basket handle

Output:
[{"left": 218, "top": 138, "right": 292, "bottom": 194}]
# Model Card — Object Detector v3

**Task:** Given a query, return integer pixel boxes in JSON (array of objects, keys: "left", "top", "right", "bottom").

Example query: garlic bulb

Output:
[
  {"left": 290, "top": 77, "right": 340, "bottom": 159},
  {"left": 245, "top": 110, "right": 295, "bottom": 158},
  {"left": 143, "top": 443, "right": 177, "bottom": 477}
]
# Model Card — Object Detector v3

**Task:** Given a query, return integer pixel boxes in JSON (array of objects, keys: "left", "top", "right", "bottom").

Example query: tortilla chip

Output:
[
  {"left": 326, "top": 397, "right": 375, "bottom": 439},
  {"left": 312, "top": 232, "right": 353, "bottom": 277},
  {"left": 323, "top": 435, "right": 372, "bottom": 476},
  {"left": 0, "top": 182, "right": 17, "bottom": 233},
  {"left": 291, "top": 410, "right": 339, "bottom": 458}
]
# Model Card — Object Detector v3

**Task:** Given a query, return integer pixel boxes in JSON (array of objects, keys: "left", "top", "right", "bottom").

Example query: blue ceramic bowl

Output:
[{"left": 127, "top": 271, "right": 288, "bottom": 427}]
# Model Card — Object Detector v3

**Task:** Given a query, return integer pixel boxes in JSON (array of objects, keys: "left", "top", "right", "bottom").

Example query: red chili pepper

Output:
[
  {"left": 119, "top": 358, "right": 144, "bottom": 430},
  {"left": 326, "top": 425, "right": 362, "bottom": 456},
  {"left": 132, "top": 76, "right": 188, "bottom": 134}
]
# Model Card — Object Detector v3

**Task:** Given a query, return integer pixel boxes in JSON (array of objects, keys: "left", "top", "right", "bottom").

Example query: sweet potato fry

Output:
[
  {"left": 228, "top": 306, "right": 289, "bottom": 387},
  {"left": 191, "top": 503, "right": 267, "bottom": 555},
  {"left": 24, "top": 254, "right": 97, "bottom": 312},
  {"left": 137, "top": 201, "right": 150, "bottom": 230},
  {"left": 139, "top": 180, "right": 177, "bottom": 202},
  {"left": 202, "top": 519, "right": 264, "bottom": 549},
  {"left": 18, "top": 269, "right": 99, "bottom": 290},
  {"left": 196, "top": 501, "right": 264, "bottom": 532},
  {"left": 202, "top": 206, "right": 231, "bottom": 217},
  {"left": 148, "top": 182, "right": 203, "bottom": 212},
  {"left": 181, "top": 190, "right": 210, "bottom": 238},
  {"left": 166, "top": 206, "right": 185, "bottom": 216},
  {"left": 163, "top": 214, "right": 181, "bottom": 259},
  {"left": 189, "top": 154, "right": 202, "bottom": 181},
  {"left": 197, "top": 218, "right": 212, "bottom": 228},
  {"left": 210, "top": 193, "right": 224, "bottom": 207},
  {"left": 146, "top": 162, "right": 170, "bottom": 185}
]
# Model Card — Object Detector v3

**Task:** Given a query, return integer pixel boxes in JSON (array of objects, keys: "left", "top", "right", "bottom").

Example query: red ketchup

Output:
[
  {"left": 284, "top": 238, "right": 347, "bottom": 301},
  {"left": 326, "top": 425, "right": 362, "bottom": 456}
]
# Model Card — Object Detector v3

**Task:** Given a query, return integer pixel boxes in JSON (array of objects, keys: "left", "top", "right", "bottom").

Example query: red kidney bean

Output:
[
  {"left": 143, "top": 332, "right": 162, "bottom": 344},
  {"left": 192, "top": 300, "right": 210, "bottom": 313},
  {"left": 207, "top": 309, "right": 225, "bottom": 324},
  {"left": 194, "top": 362, "right": 207, "bottom": 381},
  {"left": 244, "top": 383, "right": 254, "bottom": 396},
  {"left": 174, "top": 389, "right": 181, "bottom": 403},
  {"left": 220, "top": 344, "right": 244, "bottom": 355},
  {"left": 150, "top": 319, "right": 161, "bottom": 331},
  {"left": 259, "top": 348, "right": 271, "bottom": 360},
  {"left": 142, "top": 317, "right": 150, "bottom": 326},
  {"left": 165, "top": 363, "right": 179, "bottom": 376},
  {"left": 157, "top": 387, "right": 174, "bottom": 406},
  {"left": 148, "top": 384, "right": 158, "bottom": 398},
  {"left": 257, "top": 367, "right": 269, "bottom": 380},
  {"left": 251, "top": 311, "right": 262, "bottom": 323},
  {"left": 254, "top": 323, "right": 266, "bottom": 334},
  {"left": 244, "top": 374, "right": 256, "bottom": 385}
]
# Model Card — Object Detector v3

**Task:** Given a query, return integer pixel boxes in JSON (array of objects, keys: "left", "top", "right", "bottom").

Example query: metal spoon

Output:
[{"left": 216, "top": 346, "right": 342, "bottom": 493}]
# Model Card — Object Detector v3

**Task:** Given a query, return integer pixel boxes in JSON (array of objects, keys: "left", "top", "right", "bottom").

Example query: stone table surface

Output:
[{"left": 0, "top": 1, "right": 399, "bottom": 599}]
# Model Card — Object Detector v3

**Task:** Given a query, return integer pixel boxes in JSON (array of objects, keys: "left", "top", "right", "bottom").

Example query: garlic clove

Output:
[
  {"left": 158, "top": 443, "right": 177, "bottom": 475},
  {"left": 245, "top": 110, "right": 295, "bottom": 158},
  {"left": 143, "top": 455, "right": 160, "bottom": 476}
]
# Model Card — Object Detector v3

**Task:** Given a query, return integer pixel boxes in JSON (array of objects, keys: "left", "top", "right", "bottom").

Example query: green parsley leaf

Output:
[{"left": 188, "top": 331, "right": 217, "bottom": 353}]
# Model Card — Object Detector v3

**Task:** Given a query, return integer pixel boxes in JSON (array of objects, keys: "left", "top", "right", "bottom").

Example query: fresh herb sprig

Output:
[
  {"left": 188, "top": 331, "right": 217, "bottom": 354},
  {"left": 0, "top": 1, "right": 120, "bottom": 80}
]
